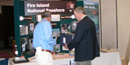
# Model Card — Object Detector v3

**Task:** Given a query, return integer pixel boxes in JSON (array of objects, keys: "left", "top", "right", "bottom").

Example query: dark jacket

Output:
[{"left": 68, "top": 16, "right": 100, "bottom": 61}]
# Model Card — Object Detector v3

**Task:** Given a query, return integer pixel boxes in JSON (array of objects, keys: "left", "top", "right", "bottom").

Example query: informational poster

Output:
[
  {"left": 24, "top": 1, "right": 76, "bottom": 15},
  {"left": 83, "top": 1, "right": 99, "bottom": 43}
]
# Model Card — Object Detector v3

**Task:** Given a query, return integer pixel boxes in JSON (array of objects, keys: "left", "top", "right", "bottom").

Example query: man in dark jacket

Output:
[{"left": 65, "top": 7, "right": 100, "bottom": 65}]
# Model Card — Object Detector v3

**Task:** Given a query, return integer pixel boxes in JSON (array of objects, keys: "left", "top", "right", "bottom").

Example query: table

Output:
[
  {"left": 9, "top": 52, "right": 122, "bottom": 65},
  {"left": 92, "top": 52, "right": 122, "bottom": 65}
]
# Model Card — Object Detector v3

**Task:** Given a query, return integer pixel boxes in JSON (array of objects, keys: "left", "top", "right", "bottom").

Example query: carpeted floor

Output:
[{"left": 0, "top": 48, "right": 14, "bottom": 59}]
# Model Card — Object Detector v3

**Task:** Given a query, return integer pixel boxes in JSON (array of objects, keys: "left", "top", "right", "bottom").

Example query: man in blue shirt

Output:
[{"left": 33, "top": 11, "right": 56, "bottom": 65}]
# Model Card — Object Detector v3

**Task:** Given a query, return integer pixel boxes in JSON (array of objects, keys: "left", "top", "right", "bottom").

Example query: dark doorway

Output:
[{"left": 0, "top": 6, "right": 14, "bottom": 50}]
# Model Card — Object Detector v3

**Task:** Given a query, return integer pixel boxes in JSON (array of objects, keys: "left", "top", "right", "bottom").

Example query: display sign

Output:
[
  {"left": 83, "top": 1, "right": 99, "bottom": 43},
  {"left": 24, "top": 1, "right": 76, "bottom": 15}
]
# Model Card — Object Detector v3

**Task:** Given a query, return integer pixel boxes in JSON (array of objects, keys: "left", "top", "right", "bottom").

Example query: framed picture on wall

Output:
[
  {"left": 19, "top": 25, "right": 28, "bottom": 36},
  {"left": 51, "top": 14, "right": 60, "bottom": 22},
  {"left": 36, "top": 15, "right": 42, "bottom": 22},
  {"left": 29, "top": 22, "right": 35, "bottom": 34},
  {"left": 54, "top": 44, "right": 60, "bottom": 53},
  {"left": 52, "top": 29, "right": 60, "bottom": 37},
  {"left": 61, "top": 24, "right": 71, "bottom": 34}
]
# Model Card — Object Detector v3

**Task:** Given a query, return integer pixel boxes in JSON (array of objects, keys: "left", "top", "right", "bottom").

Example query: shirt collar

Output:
[
  {"left": 42, "top": 18, "right": 47, "bottom": 21},
  {"left": 81, "top": 15, "right": 86, "bottom": 20}
]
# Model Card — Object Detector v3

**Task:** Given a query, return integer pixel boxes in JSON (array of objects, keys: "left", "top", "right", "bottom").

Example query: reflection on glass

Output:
[
  {"left": 20, "top": 37, "right": 29, "bottom": 55},
  {"left": 36, "top": 15, "right": 42, "bottom": 22},
  {"left": 29, "top": 22, "right": 35, "bottom": 34},
  {"left": 71, "top": 21, "right": 77, "bottom": 31},
  {"left": 29, "top": 39, "right": 35, "bottom": 55},
  {"left": 21, "top": 37, "right": 35, "bottom": 56},
  {"left": 20, "top": 25, "right": 28, "bottom": 36}
]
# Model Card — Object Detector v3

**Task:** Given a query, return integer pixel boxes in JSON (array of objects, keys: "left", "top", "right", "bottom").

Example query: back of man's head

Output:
[
  {"left": 41, "top": 11, "right": 51, "bottom": 19},
  {"left": 74, "top": 7, "right": 86, "bottom": 15}
]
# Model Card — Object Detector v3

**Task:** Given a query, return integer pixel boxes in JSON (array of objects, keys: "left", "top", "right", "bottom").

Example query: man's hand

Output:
[{"left": 64, "top": 43, "right": 68, "bottom": 49}]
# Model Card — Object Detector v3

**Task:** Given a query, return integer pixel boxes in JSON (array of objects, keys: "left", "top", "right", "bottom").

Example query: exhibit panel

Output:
[
  {"left": 14, "top": 0, "right": 100, "bottom": 60},
  {"left": 14, "top": 1, "right": 77, "bottom": 58}
]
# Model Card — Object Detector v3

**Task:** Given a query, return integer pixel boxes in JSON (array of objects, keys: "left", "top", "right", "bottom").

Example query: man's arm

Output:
[
  {"left": 68, "top": 23, "right": 86, "bottom": 50},
  {"left": 43, "top": 22, "right": 56, "bottom": 45}
]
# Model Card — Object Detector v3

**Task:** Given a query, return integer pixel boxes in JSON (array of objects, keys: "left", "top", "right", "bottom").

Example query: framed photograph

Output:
[
  {"left": 52, "top": 29, "right": 60, "bottom": 37},
  {"left": 36, "top": 15, "right": 42, "bottom": 22},
  {"left": 29, "top": 22, "right": 35, "bottom": 34},
  {"left": 54, "top": 44, "right": 60, "bottom": 53},
  {"left": 61, "top": 24, "right": 71, "bottom": 34},
  {"left": 20, "top": 25, "right": 28, "bottom": 36},
  {"left": 51, "top": 14, "right": 60, "bottom": 22}
]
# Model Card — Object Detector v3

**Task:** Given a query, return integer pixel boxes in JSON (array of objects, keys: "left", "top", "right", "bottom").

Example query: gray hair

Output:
[
  {"left": 74, "top": 7, "right": 86, "bottom": 15},
  {"left": 41, "top": 11, "right": 51, "bottom": 18}
]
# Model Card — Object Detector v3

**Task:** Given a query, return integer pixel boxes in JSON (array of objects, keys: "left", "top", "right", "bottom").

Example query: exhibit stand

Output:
[{"left": 14, "top": 0, "right": 99, "bottom": 58}]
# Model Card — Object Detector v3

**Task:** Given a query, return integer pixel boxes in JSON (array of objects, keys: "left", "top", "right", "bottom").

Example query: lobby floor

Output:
[
  {"left": 0, "top": 48, "right": 14, "bottom": 59},
  {"left": 122, "top": 59, "right": 128, "bottom": 65}
]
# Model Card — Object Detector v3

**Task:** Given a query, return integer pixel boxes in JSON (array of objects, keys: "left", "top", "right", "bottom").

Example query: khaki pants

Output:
[
  {"left": 75, "top": 60, "right": 91, "bottom": 65},
  {"left": 35, "top": 47, "right": 53, "bottom": 65}
]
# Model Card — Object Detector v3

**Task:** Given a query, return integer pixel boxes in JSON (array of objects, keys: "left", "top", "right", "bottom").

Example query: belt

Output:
[{"left": 42, "top": 49, "right": 51, "bottom": 53}]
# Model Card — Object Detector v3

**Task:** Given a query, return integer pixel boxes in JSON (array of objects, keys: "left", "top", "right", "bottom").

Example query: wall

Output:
[
  {"left": 0, "top": 0, "right": 13, "bottom": 6},
  {"left": 0, "top": 0, "right": 13, "bottom": 14},
  {"left": 0, "top": 6, "right": 1, "bottom": 14},
  {"left": 117, "top": 0, "right": 130, "bottom": 59},
  {"left": 125, "top": 37, "right": 130, "bottom": 63},
  {"left": 101, "top": 0, "right": 117, "bottom": 49}
]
